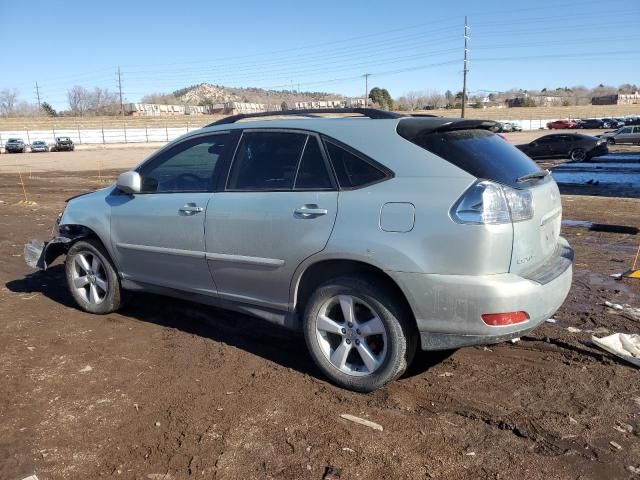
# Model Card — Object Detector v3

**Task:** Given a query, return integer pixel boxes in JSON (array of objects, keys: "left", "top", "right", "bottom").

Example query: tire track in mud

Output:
[{"left": 403, "top": 390, "right": 597, "bottom": 460}]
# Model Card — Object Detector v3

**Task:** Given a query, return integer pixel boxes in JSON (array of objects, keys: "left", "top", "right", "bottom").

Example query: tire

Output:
[
  {"left": 607, "top": 138, "right": 615, "bottom": 145},
  {"left": 65, "top": 239, "right": 121, "bottom": 314},
  {"left": 302, "top": 275, "right": 417, "bottom": 392},
  {"left": 570, "top": 148, "right": 586, "bottom": 161}
]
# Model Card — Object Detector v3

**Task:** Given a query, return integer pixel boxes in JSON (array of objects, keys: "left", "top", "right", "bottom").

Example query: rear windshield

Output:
[{"left": 406, "top": 129, "right": 541, "bottom": 188}]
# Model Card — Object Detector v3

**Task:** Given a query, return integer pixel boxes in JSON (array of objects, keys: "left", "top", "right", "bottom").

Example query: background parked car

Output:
[
  {"left": 51, "top": 137, "right": 75, "bottom": 152},
  {"left": 599, "top": 126, "right": 640, "bottom": 145},
  {"left": 601, "top": 118, "right": 625, "bottom": 129},
  {"left": 575, "top": 118, "right": 605, "bottom": 129},
  {"left": 517, "top": 133, "right": 608, "bottom": 161},
  {"left": 546, "top": 119, "right": 577, "bottom": 129},
  {"left": 5, "top": 138, "right": 26, "bottom": 153},
  {"left": 30, "top": 140, "right": 49, "bottom": 152}
]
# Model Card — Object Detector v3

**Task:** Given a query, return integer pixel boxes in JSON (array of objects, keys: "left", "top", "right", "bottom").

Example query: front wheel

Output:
[
  {"left": 65, "top": 239, "right": 122, "bottom": 314},
  {"left": 607, "top": 138, "right": 615, "bottom": 145},
  {"left": 570, "top": 148, "right": 586, "bottom": 161},
  {"left": 303, "top": 276, "right": 416, "bottom": 392}
]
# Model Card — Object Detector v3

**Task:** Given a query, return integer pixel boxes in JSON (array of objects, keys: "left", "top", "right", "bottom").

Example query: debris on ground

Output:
[
  {"left": 546, "top": 318, "right": 557, "bottom": 324},
  {"left": 592, "top": 333, "right": 640, "bottom": 368},
  {"left": 339, "top": 414, "right": 383, "bottom": 431},
  {"left": 21, "top": 475, "right": 39, "bottom": 480},
  {"left": 567, "top": 326, "right": 582, "bottom": 333},
  {"left": 438, "top": 372, "right": 454, "bottom": 377},
  {"left": 322, "top": 466, "right": 342, "bottom": 480},
  {"left": 610, "top": 440, "right": 623, "bottom": 450},
  {"left": 510, "top": 337, "right": 520, "bottom": 344},
  {"left": 79, "top": 365, "right": 92, "bottom": 373}
]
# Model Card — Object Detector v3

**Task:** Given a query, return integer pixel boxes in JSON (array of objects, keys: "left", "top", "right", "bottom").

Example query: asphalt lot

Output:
[{"left": 1, "top": 148, "right": 639, "bottom": 479}]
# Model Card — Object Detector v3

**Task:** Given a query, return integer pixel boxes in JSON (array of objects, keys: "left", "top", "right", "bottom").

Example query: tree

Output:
[
  {"left": 444, "top": 90, "right": 454, "bottom": 108},
  {"left": 41, "top": 102, "right": 58, "bottom": 117},
  {"left": 0, "top": 88, "right": 19, "bottom": 116},
  {"left": 67, "top": 85, "right": 89, "bottom": 116},
  {"left": 368, "top": 87, "right": 393, "bottom": 110}
]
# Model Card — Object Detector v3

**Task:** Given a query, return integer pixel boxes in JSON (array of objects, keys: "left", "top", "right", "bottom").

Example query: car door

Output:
[
  {"left": 110, "top": 131, "right": 231, "bottom": 294},
  {"left": 527, "top": 136, "right": 554, "bottom": 158},
  {"left": 546, "top": 135, "right": 571, "bottom": 157},
  {"left": 204, "top": 130, "right": 338, "bottom": 310},
  {"left": 615, "top": 127, "right": 634, "bottom": 143}
]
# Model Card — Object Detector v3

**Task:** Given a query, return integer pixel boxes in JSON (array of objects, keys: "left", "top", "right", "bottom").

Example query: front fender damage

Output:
[{"left": 24, "top": 230, "right": 89, "bottom": 270}]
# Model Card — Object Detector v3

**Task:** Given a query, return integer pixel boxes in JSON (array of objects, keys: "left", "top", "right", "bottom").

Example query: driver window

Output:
[{"left": 139, "top": 133, "right": 229, "bottom": 193}]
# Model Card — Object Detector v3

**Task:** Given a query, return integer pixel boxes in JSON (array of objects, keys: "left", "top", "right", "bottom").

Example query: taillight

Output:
[
  {"left": 451, "top": 180, "right": 533, "bottom": 225},
  {"left": 481, "top": 311, "right": 529, "bottom": 326}
]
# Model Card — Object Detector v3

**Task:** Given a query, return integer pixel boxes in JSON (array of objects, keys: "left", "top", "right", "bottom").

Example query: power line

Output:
[
  {"left": 34, "top": 82, "right": 41, "bottom": 110},
  {"left": 461, "top": 16, "right": 469, "bottom": 119},
  {"left": 117, "top": 67, "right": 124, "bottom": 119}
]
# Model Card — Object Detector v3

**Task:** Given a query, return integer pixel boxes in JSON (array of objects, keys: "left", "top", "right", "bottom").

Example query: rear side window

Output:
[
  {"left": 406, "top": 129, "right": 541, "bottom": 188},
  {"left": 324, "top": 140, "right": 387, "bottom": 188},
  {"left": 227, "top": 132, "right": 306, "bottom": 190},
  {"left": 294, "top": 137, "right": 333, "bottom": 190}
]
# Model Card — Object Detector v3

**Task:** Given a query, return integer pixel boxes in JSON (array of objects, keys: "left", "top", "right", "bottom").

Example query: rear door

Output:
[
  {"left": 204, "top": 130, "right": 338, "bottom": 310},
  {"left": 616, "top": 126, "right": 634, "bottom": 143}
]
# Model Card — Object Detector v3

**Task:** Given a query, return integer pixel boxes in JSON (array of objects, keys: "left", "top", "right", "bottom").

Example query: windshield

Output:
[{"left": 404, "top": 129, "right": 541, "bottom": 188}]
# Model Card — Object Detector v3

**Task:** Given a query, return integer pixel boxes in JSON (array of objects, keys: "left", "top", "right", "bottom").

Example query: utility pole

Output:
[
  {"left": 34, "top": 81, "right": 41, "bottom": 110},
  {"left": 363, "top": 73, "right": 371, "bottom": 107},
  {"left": 117, "top": 66, "right": 124, "bottom": 119},
  {"left": 461, "top": 16, "right": 469, "bottom": 118}
]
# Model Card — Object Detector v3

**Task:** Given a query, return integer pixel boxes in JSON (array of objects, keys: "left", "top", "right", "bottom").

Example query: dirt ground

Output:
[{"left": 1, "top": 160, "right": 639, "bottom": 479}]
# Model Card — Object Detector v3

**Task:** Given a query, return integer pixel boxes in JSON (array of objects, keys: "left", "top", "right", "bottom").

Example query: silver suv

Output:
[{"left": 25, "top": 109, "right": 573, "bottom": 392}]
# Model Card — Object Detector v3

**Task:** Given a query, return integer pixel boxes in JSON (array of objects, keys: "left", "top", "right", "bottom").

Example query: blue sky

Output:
[{"left": 2, "top": 0, "right": 639, "bottom": 109}]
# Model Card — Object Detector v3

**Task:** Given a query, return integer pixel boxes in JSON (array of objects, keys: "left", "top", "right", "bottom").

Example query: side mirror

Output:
[{"left": 116, "top": 171, "right": 141, "bottom": 194}]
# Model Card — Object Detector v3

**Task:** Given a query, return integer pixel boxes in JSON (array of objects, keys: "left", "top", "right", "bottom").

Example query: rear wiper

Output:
[{"left": 516, "top": 170, "right": 549, "bottom": 183}]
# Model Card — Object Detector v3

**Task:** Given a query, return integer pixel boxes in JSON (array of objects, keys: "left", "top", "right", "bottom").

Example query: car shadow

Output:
[{"left": 6, "top": 266, "right": 449, "bottom": 384}]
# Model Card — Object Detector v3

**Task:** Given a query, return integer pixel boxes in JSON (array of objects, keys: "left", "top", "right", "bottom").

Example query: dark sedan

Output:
[
  {"left": 576, "top": 118, "right": 605, "bottom": 129},
  {"left": 516, "top": 133, "right": 608, "bottom": 161}
]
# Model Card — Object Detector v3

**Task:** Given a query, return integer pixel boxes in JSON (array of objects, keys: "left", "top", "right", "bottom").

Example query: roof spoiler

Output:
[
  {"left": 206, "top": 108, "right": 403, "bottom": 126},
  {"left": 397, "top": 117, "right": 500, "bottom": 141}
]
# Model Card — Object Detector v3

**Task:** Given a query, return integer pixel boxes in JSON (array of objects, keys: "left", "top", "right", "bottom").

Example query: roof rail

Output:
[{"left": 206, "top": 108, "right": 403, "bottom": 127}]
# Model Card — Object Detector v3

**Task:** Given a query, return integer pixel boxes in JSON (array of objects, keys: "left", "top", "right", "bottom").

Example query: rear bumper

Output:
[{"left": 388, "top": 237, "right": 573, "bottom": 351}]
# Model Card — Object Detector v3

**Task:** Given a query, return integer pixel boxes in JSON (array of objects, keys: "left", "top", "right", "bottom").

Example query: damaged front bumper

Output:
[{"left": 24, "top": 236, "right": 74, "bottom": 269}]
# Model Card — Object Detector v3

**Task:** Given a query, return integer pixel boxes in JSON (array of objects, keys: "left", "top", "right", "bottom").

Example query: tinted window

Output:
[
  {"left": 227, "top": 132, "right": 306, "bottom": 190},
  {"left": 325, "top": 140, "right": 387, "bottom": 188},
  {"left": 537, "top": 136, "right": 558, "bottom": 144},
  {"left": 408, "top": 129, "right": 540, "bottom": 188},
  {"left": 139, "top": 133, "right": 228, "bottom": 193},
  {"left": 294, "top": 137, "right": 333, "bottom": 190}
]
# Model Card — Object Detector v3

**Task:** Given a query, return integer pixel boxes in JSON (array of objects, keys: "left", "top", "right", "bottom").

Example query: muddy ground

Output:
[{"left": 0, "top": 166, "right": 639, "bottom": 480}]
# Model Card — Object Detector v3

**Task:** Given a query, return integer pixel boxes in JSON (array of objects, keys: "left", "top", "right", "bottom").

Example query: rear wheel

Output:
[
  {"left": 303, "top": 276, "right": 416, "bottom": 392},
  {"left": 570, "top": 148, "right": 586, "bottom": 161},
  {"left": 65, "top": 239, "right": 121, "bottom": 314}
]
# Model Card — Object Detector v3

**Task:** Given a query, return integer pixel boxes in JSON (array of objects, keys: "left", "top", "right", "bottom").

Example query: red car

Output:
[{"left": 546, "top": 119, "right": 577, "bottom": 129}]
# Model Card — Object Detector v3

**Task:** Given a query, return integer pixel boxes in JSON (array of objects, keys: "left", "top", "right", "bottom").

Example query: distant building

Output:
[
  {"left": 293, "top": 98, "right": 366, "bottom": 110},
  {"left": 124, "top": 103, "right": 221, "bottom": 116},
  {"left": 223, "top": 102, "right": 282, "bottom": 114},
  {"left": 592, "top": 92, "right": 640, "bottom": 105}
]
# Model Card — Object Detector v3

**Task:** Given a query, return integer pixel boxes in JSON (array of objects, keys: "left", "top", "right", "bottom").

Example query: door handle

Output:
[
  {"left": 294, "top": 204, "right": 328, "bottom": 218},
  {"left": 179, "top": 203, "right": 204, "bottom": 215}
]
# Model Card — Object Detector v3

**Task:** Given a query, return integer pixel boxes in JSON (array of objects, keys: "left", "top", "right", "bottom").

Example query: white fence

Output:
[{"left": 0, "top": 126, "right": 197, "bottom": 146}]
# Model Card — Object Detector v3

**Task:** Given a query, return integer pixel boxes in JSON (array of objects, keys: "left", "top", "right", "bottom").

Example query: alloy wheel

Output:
[
  {"left": 315, "top": 294, "right": 388, "bottom": 377},
  {"left": 71, "top": 251, "right": 109, "bottom": 304}
]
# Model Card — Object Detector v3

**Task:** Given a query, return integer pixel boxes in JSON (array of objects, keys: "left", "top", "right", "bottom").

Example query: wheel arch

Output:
[
  {"left": 46, "top": 224, "right": 117, "bottom": 270},
  {"left": 292, "top": 258, "right": 417, "bottom": 328}
]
